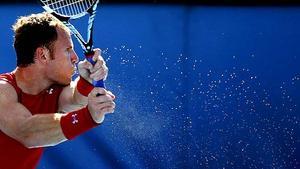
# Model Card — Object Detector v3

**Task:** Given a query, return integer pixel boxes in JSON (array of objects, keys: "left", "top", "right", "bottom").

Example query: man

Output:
[{"left": 0, "top": 12, "right": 116, "bottom": 169}]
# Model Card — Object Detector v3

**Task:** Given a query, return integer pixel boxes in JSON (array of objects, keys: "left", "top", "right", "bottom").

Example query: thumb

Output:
[{"left": 78, "top": 59, "right": 92, "bottom": 70}]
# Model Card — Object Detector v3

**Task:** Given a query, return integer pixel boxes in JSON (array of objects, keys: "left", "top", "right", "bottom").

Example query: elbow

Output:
[
  {"left": 9, "top": 119, "right": 38, "bottom": 148},
  {"left": 23, "top": 143, "right": 36, "bottom": 149},
  {"left": 19, "top": 136, "right": 57, "bottom": 149},
  {"left": 18, "top": 134, "right": 38, "bottom": 149},
  {"left": 17, "top": 131, "right": 65, "bottom": 148},
  {"left": 14, "top": 127, "right": 41, "bottom": 148}
]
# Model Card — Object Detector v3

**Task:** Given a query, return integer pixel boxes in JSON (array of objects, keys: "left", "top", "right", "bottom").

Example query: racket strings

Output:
[{"left": 41, "top": 0, "right": 95, "bottom": 16}]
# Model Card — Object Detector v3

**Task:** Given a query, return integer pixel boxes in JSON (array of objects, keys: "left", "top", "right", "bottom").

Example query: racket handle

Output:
[{"left": 85, "top": 52, "right": 105, "bottom": 88}]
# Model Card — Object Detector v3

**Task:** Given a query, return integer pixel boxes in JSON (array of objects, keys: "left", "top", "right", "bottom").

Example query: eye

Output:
[{"left": 66, "top": 48, "right": 72, "bottom": 58}]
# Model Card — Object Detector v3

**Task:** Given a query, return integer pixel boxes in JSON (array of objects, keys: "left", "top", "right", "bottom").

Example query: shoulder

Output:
[
  {"left": 0, "top": 80, "right": 18, "bottom": 103},
  {"left": 0, "top": 72, "right": 14, "bottom": 81}
]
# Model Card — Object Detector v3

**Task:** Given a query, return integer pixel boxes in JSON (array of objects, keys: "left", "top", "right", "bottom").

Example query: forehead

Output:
[{"left": 55, "top": 27, "right": 72, "bottom": 46}]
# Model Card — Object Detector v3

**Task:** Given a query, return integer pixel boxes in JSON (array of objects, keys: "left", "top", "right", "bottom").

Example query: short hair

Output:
[{"left": 12, "top": 12, "right": 70, "bottom": 67}]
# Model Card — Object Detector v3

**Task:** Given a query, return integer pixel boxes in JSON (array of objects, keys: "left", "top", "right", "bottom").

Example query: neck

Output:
[{"left": 14, "top": 66, "right": 52, "bottom": 95}]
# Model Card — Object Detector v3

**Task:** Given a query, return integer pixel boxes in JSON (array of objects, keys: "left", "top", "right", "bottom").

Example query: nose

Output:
[{"left": 71, "top": 50, "right": 79, "bottom": 64}]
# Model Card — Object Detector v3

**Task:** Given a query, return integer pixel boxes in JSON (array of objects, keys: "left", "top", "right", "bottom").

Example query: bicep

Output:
[{"left": 0, "top": 81, "right": 32, "bottom": 140}]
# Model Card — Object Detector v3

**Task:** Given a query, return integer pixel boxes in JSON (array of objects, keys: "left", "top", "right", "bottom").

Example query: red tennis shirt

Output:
[{"left": 0, "top": 72, "right": 64, "bottom": 169}]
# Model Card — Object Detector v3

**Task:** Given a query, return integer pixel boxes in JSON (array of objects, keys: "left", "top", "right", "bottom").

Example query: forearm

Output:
[
  {"left": 59, "top": 77, "right": 92, "bottom": 112},
  {"left": 18, "top": 113, "right": 66, "bottom": 148},
  {"left": 18, "top": 106, "right": 98, "bottom": 148}
]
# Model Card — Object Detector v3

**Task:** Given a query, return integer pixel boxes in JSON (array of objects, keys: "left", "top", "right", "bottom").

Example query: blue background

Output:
[{"left": 0, "top": 4, "right": 299, "bottom": 169}]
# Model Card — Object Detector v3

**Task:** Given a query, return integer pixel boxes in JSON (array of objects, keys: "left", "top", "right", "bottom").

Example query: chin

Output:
[
  {"left": 57, "top": 77, "right": 72, "bottom": 86},
  {"left": 65, "top": 77, "right": 72, "bottom": 85}
]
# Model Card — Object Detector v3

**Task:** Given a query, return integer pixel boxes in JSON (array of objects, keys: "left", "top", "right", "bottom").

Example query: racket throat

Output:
[
  {"left": 72, "top": 31, "right": 94, "bottom": 55},
  {"left": 84, "top": 47, "right": 95, "bottom": 58}
]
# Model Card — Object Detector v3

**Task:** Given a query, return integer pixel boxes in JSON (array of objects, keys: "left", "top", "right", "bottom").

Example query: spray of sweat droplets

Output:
[{"left": 96, "top": 45, "right": 299, "bottom": 169}]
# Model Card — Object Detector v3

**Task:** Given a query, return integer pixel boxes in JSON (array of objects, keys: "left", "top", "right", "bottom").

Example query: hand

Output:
[
  {"left": 87, "top": 88, "right": 116, "bottom": 124},
  {"left": 77, "top": 48, "right": 108, "bottom": 84}
]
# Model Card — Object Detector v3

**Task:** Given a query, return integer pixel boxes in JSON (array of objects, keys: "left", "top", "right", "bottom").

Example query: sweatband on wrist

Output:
[
  {"left": 60, "top": 107, "right": 99, "bottom": 140},
  {"left": 77, "top": 76, "right": 94, "bottom": 96}
]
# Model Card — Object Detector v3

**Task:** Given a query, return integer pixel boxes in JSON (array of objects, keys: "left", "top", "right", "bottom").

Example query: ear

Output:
[{"left": 35, "top": 47, "right": 51, "bottom": 64}]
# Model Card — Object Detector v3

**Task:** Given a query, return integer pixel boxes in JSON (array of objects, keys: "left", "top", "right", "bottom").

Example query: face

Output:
[{"left": 46, "top": 27, "right": 78, "bottom": 85}]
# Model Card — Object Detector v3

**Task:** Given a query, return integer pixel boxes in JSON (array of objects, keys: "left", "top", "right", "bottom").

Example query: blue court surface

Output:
[{"left": 0, "top": 4, "right": 299, "bottom": 169}]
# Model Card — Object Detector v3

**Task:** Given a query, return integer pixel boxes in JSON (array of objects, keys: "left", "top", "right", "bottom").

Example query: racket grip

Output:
[{"left": 85, "top": 53, "right": 105, "bottom": 88}]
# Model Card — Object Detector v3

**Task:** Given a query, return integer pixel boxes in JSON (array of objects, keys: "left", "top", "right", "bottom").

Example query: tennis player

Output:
[{"left": 0, "top": 13, "right": 115, "bottom": 169}]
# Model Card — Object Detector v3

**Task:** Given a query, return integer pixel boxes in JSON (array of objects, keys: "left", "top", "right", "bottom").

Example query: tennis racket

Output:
[{"left": 39, "top": 0, "right": 104, "bottom": 88}]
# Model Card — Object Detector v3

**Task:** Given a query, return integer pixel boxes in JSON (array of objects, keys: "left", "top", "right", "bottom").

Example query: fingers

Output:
[
  {"left": 98, "top": 102, "right": 116, "bottom": 113},
  {"left": 78, "top": 60, "right": 92, "bottom": 70},
  {"left": 89, "top": 88, "right": 115, "bottom": 103},
  {"left": 88, "top": 88, "right": 116, "bottom": 123},
  {"left": 91, "top": 49, "right": 104, "bottom": 67},
  {"left": 90, "top": 87, "right": 107, "bottom": 97},
  {"left": 88, "top": 49, "right": 108, "bottom": 81},
  {"left": 92, "top": 48, "right": 101, "bottom": 62},
  {"left": 89, "top": 64, "right": 108, "bottom": 81},
  {"left": 107, "top": 90, "right": 116, "bottom": 100},
  {"left": 77, "top": 48, "right": 108, "bottom": 82}
]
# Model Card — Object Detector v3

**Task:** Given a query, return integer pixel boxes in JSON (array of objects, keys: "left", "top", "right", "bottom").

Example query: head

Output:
[{"left": 13, "top": 12, "right": 78, "bottom": 85}]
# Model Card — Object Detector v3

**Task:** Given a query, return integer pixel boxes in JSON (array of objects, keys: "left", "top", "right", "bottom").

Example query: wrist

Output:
[
  {"left": 77, "top": 76, "right": 94, "bottom": 96},
  {"left": 90, "top": 112, "right": 105, "bottom": 124},
  {"left": 60, "top": 106, "right": 99, "bottom": 140}
]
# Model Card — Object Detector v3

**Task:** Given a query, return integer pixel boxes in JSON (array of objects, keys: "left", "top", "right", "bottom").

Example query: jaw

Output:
[{"left": 45, "top": 67, "right": 73, "bottom": 86}]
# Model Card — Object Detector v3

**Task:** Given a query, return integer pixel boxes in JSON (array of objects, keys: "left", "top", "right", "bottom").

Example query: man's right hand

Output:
[{"left": 87, "top": 88, "right": 116, "bottom": 124}]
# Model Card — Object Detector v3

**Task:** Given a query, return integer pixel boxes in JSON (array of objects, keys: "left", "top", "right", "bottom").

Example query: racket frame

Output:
[{"left": 40, "top": 0, "right": 104, "bottom": 87}]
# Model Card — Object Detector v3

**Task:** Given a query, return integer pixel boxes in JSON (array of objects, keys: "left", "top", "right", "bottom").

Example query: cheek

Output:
[
  {"left": 49, "top": 63, "right": 73, "bottom": 84},
  {"left": 54, "top": 55, "right": 72, "bottom": 69},
  {"left": 48, "top": 53, "right": 74, "bottom": 74},
  {"left": 47, "top": 62, "right": 60, "bottom": 77}
]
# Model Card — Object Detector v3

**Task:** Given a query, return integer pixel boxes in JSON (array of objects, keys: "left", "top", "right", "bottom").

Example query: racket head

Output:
[{"left": 40, "top": 0, "right": 98, "bottom": 19}]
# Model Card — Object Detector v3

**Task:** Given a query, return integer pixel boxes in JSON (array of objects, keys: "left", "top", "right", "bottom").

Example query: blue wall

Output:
[{"left": 0, "top": 4, "right": 299, "bottom": 169}]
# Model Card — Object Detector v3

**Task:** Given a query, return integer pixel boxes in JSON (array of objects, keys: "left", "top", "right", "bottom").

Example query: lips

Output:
[{"left": 72, "top": 65, "right": 78, "bottom": 76}]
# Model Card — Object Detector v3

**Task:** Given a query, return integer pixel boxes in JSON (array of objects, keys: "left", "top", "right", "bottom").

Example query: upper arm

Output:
[
  {"left": 58, "top": 78, "right": 87, "bottom": 112},
  {"left": 0, "top": 81, "right": 68, "bottom": 148},
  {"left": 0, "top": 81, "right": 32, "bottom": 142}
]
